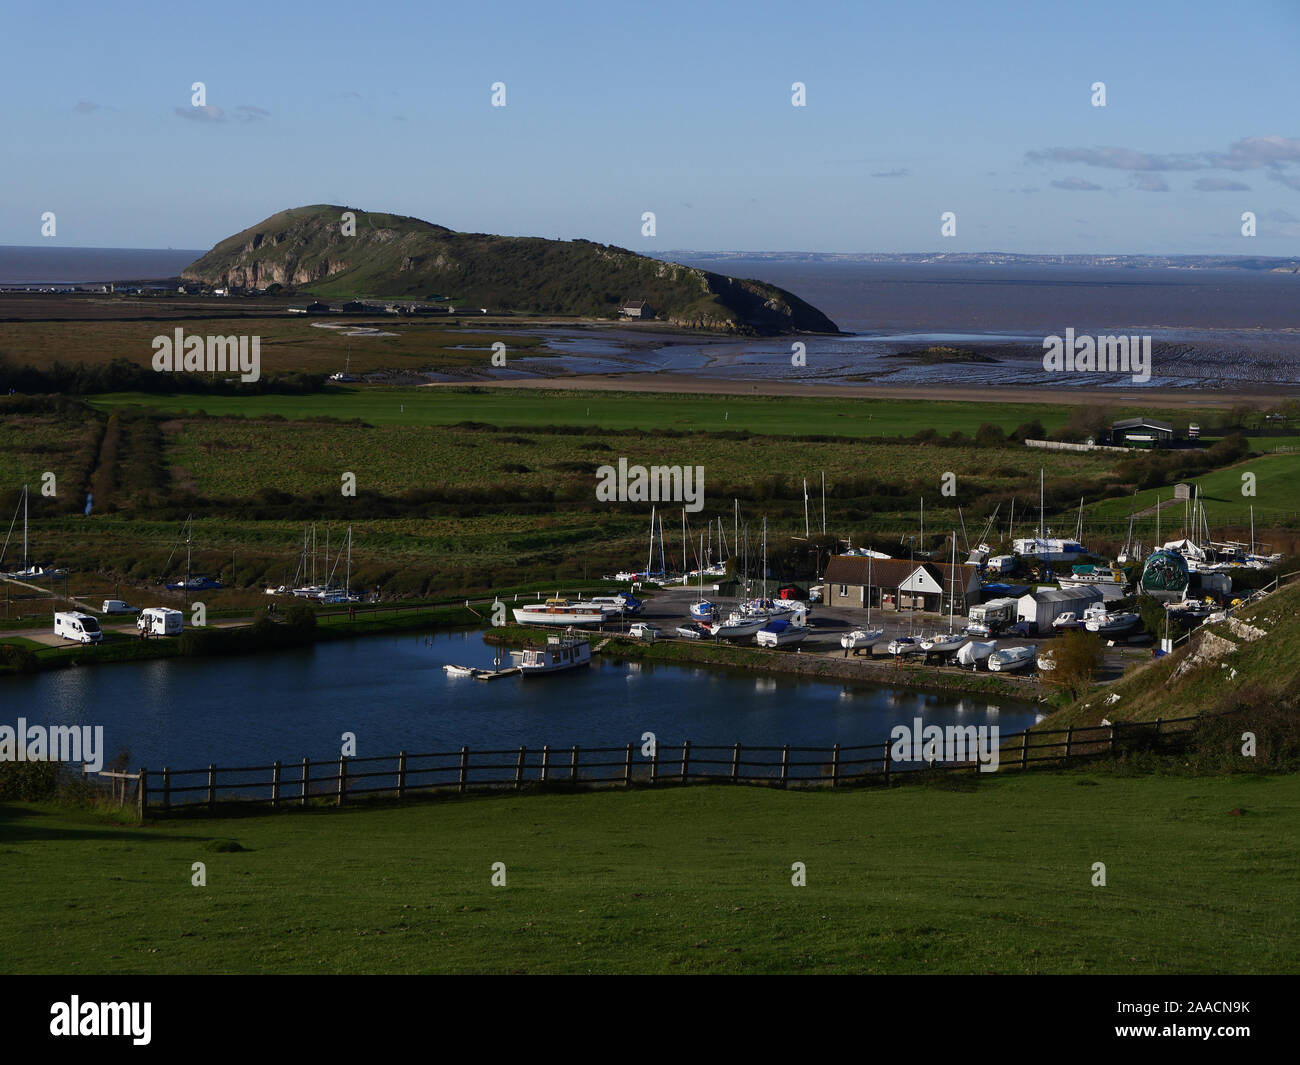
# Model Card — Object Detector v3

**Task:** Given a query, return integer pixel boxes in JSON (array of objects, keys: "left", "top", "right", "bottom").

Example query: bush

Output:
[{"left": 0, "top": 759, "right": 61, "bottom": 801}]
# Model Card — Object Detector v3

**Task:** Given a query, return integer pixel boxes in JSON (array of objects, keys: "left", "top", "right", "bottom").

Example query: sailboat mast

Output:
[
  {"left": 761, "top": 517, "right": 767, "bottom": 599},
  {"left": 867, "top": 551, "right": 872, "bottom": 626},
  {"left": 658, "top": 512, "right": 666, "bottom": 576},
  {"left": 646, "top": 505, "right": 655, "bottom": 576},
  {"left": 821, "top": 470, "right": 826, "bottom": 537},
  {"left": 22, "top": 484, "right": 28, "bottom": 566},
  {"left": 346, "top": 525, "right": 352, "bottom": 597},
  {"left": 949, "top": 531, "right": 956, "bottom": 630},
  {"left": 1039, "top": 468, "right": 1044, "bottom": 540}
]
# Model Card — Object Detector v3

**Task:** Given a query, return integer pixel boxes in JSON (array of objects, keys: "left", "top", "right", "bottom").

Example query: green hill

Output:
[
  {"left": 1045, "top": 576, "right": 1300, "bottom": 732},
  {"left": 182, "top": 205, "right": 840, "bottom": 335}
]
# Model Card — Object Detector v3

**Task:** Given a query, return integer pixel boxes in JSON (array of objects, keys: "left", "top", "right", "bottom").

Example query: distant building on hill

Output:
[
  {"left": 1112, "top": 416, "right": 1174, "bottom": 448},
  {"left": 619, "top": 299, "right": 654, "bottom": 319}
]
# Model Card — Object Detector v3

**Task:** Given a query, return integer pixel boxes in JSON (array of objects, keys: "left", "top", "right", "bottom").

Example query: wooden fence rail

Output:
[{"left": 140, "top": 714, "right": 1203, "bottom": 815}]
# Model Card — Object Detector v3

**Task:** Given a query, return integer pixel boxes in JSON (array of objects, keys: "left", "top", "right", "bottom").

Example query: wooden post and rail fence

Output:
[{"left": 104, "top": 714, "right": 1204, "bottom": 816}]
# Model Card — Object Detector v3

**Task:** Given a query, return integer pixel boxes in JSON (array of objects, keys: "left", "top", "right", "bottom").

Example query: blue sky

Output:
[{"left": 4, "top": 0, "right": 1299, "bottom": 253}]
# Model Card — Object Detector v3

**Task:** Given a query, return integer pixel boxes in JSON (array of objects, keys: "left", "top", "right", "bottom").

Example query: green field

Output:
[
  {"left": 1086, "top": 452, "right": 1300, "bottom": 529},
  {"left": 1, "top": 771, "right": 1295, "bottom": 974},
  {"left": 88, "top": 387, "right": 1080, "bottom": 437}
]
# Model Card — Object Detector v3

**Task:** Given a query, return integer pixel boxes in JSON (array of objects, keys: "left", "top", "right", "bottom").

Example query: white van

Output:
[
  {"left": 55, "top": 611, "right": 103, "bottom": 644},
  {"left": 137, "top": 607, "right": 184, "bottom": 637},
  {"left": 102, "top": 599, "right": 138, "bottom": 614}
]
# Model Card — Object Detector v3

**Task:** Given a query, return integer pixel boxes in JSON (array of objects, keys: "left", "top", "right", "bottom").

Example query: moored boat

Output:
[
  {"left": 443, "top": 664, "right": 480, "bottom": 678},
  {"left": 518, "top": 633, "right": 591, "bottom": 675},
  {"left": 513, "top": 598, "right": 608, "bottom": 627}
]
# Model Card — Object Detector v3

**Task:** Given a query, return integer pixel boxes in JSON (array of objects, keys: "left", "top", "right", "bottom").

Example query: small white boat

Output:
[
  {"left": 513, "top": 598, "right": 607, "bottom": 627},
  {"left": 1036, "top": 649, "right": 1057, "bottom": 672},
  {"left": 1058, "top": 563, "right": 1129, "bottom": 601},
  {"left": 755, "top": 617, "right": 807, "bottom": 648},
  {"left": 689, "top": 600, "right": 715, "bottom": 620},
  {"left": 920, "top": 632, "right": 966, "bottom": 655},
  {"left": 988, "top": 644, "right": 1037, "bottom": 672},
  {"left": 443, "top": 664, "right": 480, "bottom": 678},
  {"left": 956, "top": 640, "right": 997, "bottom": 668},
  {"left": 1051, "top": 611, "right": 1083, "bottom": 630},
  {"left": 841, "top": 628, "right": 885, "bottom": 650},
  {"left": 518, "top": 633, "right": 592, "bottom": 676},
  {"left": 1083, "top": 605, "right": 1140, "bottom": 635},
  {"left": 1165, "top": 598, "right": 1215, "bottom": 618},
  {"left": 887, "top": 635, "right": 926, "bottom": 657},
  {"left": 710, "top": 613, "right": 766, "bottom": 639}
]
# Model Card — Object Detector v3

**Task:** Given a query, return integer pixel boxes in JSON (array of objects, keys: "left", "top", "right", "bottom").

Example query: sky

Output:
[{"left": 3, "top": 0, "right": 1299, "bottom": 255}]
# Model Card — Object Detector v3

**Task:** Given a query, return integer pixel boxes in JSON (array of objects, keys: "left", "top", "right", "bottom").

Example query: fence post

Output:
[
  {"left": 1154, "top": 717, "right": 1162, "bottom": 747},
  {"left": 540, "top": 745, "right": 550, "bottom": 784},
  {"left": 882, "top": 744, "right": 890, "bottom": 784},
  {"left": 459, "top": 746, "right": 469, "bottom": 794},
  {"left": 650, "top": 742, "right": 659, "bottom": 784},
  {"left": 301, "top": 757, "right": 310, "bottom": 806},
  {"left": 1020, "top": 732, "right": 1029, "bottom": 769},
  {"left": 272, "top": 761, "right": 281, "bottom": 807},
  {"left": 624, "top": 742, "right": 633, "bottom": 785},
  {"left": 831, "top": 744, "right": 841, "bottom": 788},
  {"left": 337, "top": 756, "right": 346, "bottom": 806},
  {"left": 780, "top": 745, "right": 790, "bottom": 788},
  {"left": 138, "top": 769, "right": 147, "bottom": 820},
  {"left": 570, "top": 745, "right": 580, "bottom": 784},
  {"left": 680, "top": 741, "right": 691, "bottom": 784},
  {"left": 515, "top": 746, "right": 526, "bottom": 789},
  {"left": 162, "top": 767, "right": 170, "bottom": 813},
  {"left": 1064, "top": 727, "right": 1073, "bottom": 761},
  {"left": 1109, "top": 722, "right": 1117, "bottom": 754},
  {"left": 397, "top": 751, "right": 406, "bottom": 798},
  {"left": 207, "top": 764, "right": 216, "bottom": 809},
  {"left": 731, "top": 743, "right": 741, "bottom": 783}
]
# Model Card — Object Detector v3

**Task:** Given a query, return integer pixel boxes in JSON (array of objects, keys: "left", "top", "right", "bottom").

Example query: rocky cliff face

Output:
[{"left": 182, "top": 206, "right": 840, "bottom": 335}]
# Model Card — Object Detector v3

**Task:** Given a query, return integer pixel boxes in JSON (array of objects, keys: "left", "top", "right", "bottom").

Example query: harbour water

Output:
[{"left": 2, "top": 630, "right": 1039, "bottom": 773}]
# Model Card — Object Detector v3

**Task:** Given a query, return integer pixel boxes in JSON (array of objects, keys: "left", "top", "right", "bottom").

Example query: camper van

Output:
[
  {"left": 137, "top": 607, "right": 184, "bottom": 637},
  {"left": 966, "top": 597, "right": 1019, "bottom": 637},
  {"left": 101, "top": 599, "right": 137, "bottom": 615},
  {"left": 54, "top": 611, "right": 103, "bottom": 644}
]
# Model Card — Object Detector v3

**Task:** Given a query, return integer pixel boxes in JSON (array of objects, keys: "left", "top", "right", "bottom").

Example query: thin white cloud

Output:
[
  {"left": 174, "top": 105, "right": 224, "bottom": 122},
  {"left": 1051, "top": 177, "right": 1103, "bottom": 191},
  {"left": 1194, "top": 177, "right": 1250, "bottom": 191}
]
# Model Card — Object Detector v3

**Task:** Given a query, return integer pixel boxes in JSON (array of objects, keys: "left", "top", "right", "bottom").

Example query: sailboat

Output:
[
  {"left": 888, "top": 539, "right": 925, "bottom": 656},
  {"left": 1, "top": 485, "right": 66, "bottom": 579},
  {"left": 921, "top": 533, "right": 966, "bottom": 656},
  {"left": 1012, "top": 469, "right": 1086, "bottom": 561},
  {"left": 1116, "top": 489, "right": 1141, "bottom": 564},
  {"left": 164, "top": 514, "right": 223, "bottom": 590},
  {"left": 841, "top": 550, "right": 885, "bottom": 651},
  {"left": 689, "top": 532, "right": 714, "bottom": 620}
]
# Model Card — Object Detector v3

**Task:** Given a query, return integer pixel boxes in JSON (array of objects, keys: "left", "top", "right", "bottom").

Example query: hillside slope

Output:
[
  {"left": 1045, "top": 577, "right": 1300, "bottom": 729},
  {"left": 182, "top": 206, "right": 840, "bottom": 335}
]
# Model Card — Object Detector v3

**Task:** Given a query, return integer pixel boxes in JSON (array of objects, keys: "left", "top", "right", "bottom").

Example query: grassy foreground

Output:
[{"left": 2, "top": 771, "right": 1296, "bottom": 974}]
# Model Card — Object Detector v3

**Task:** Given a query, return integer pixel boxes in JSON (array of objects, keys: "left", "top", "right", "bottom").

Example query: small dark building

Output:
[
  {"left": 1112, "top": 416, "right": 1174, "bottom": 448},
  {"left": 619, "top": 300, "right": 654, "bottom": 320}
]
